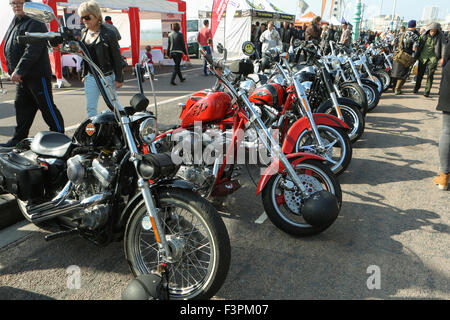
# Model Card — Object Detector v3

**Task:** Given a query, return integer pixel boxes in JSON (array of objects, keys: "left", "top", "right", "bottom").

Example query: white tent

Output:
[
  {"left": 191, "top": 0, "right": 295, "bottom": 60},
  {"left": 329, "top": 16, "right": 341, "bottom": 26},
  {"left": 57, "top": 0, "right": 181, "bottom": 15}
]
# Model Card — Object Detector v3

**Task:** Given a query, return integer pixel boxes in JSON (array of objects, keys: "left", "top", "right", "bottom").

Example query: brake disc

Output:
[{"left": 283, "top": 174, "right": 324, "bottom": 214}]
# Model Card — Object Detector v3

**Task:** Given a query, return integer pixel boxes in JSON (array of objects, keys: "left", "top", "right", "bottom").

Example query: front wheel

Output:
[
  {"left": 124, "top": 188, "right": 231, "bottom": 300},
  {"left": 361, "top": 80, "right": 381, "bottom": 112},
  {"left": 262, "top": 159, "right": 342, "bottom": 236},
  {"left": 294, "top": 125, "right": 352, "bottom": 176},
  {"left": 374, "top": 69, "right": 391, "bottom": 92},
  {"left": 316, "top": 98, "right": 365, "bottom": 143}
]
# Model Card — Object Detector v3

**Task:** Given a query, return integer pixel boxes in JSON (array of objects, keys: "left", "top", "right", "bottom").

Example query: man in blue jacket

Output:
[{"left": 1, "top": 0, "right": 64, "bottom": 147}]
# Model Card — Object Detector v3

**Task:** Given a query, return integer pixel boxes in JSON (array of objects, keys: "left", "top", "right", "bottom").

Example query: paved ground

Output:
[{"left": 0, "top": 62, "right": 448, "bottom": 300}]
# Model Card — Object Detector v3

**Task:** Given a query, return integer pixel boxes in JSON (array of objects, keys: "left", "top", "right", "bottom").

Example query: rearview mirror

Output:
[{"left": 23, "top": 2, "right": 56, "bottom": 24}]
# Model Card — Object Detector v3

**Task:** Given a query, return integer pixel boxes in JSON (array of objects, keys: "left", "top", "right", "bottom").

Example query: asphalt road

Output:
[{"left": 0, "top": 62, "right": 448, "bottom": 300}]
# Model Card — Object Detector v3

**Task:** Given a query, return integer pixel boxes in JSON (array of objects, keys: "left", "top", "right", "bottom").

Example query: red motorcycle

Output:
[{"left": 151, "top": 50, "right": 342, "bottom": 236}]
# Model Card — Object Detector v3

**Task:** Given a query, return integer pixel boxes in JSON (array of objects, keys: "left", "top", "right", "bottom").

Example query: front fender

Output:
[
  {"left": 282, "top": 114, "right": 350, "bottom": 154},
  {"left": 116, "top": 179, "right": 196, "bottom": 229},
  {"left": 256, "top": 152, "right": 326, "bottom": 195}
]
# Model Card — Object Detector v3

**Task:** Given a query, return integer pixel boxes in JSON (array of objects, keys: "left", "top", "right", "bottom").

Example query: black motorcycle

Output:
[{"left": 0, "top": 2, "right": 230, "bottom": 300}]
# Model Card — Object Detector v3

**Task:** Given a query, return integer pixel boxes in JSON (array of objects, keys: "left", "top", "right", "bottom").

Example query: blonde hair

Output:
[{"left": 78, "top": 1, "right": 103, "bottom": 23}]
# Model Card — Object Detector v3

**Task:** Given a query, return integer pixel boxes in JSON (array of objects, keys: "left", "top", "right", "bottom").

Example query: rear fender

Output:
[
  {"left": 281, "top": 114, "right": 350, "bottom": 154},
  {"left": 256, "top": 152, "right": 326, "bottom": 195}
]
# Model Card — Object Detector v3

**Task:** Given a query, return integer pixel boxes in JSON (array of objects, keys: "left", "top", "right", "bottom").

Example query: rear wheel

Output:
[
  {"left": 124, "top": 188, "right": 231, "bottom": 300},
  {"left": 262, "top": 159, "right": 342, "bottom": 236}
]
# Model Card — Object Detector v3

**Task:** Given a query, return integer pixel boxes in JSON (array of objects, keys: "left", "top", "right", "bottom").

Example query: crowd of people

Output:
[{"left": 249, "top": 17, "right": 357, "bottom": 57}]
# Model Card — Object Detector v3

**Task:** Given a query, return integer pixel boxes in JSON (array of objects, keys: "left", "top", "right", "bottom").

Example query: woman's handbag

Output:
[{"left": 394, "top": 33, "right": 415, "bottom": 68}]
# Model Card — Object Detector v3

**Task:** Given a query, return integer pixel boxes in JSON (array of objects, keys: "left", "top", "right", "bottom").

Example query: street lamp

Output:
[{"left": 352, "top": 0, "right": 362, "bottom": 41}]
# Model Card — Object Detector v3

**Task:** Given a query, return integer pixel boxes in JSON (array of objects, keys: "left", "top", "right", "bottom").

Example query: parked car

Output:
[{"left": 187, "top": 19, "right": 199, "bottom": 58}]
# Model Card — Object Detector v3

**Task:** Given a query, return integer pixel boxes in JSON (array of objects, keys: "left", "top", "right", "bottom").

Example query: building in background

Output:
[{"left": 422, "top": 5, "right": 439, "bottom": 22}]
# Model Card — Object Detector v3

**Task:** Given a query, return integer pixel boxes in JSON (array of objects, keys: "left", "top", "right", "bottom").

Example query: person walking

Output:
[
  {"left": 433, "top": 43, "right": 450, "bottom": 189},
  {"left": 413, "top": 22, "right": 447, "bottom": 97},
  {"left": 1, "top": 0, "right": 65, "bottom": 147},
  {"left": 259, "top": 21, "right": 282, "bottom": 55},
  {"left": 305, "top": 16, "right": 321, "bottom": 41},
  {"left": 197, "top": 20, "right": 213, "bottom": 76},
  {"left": 79, "top": 1, "right": 123, "bottom": 118},
  {"left": 167, "top": 22, "right": 187, "bottom": 85},
  {"left": 392, "top": 20, "right": 419, "bottom": 95}
]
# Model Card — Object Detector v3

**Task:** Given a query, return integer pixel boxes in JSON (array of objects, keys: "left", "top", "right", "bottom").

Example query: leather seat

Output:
[{"left": 31, "top": 131, "right": 73, "bottom": 158}]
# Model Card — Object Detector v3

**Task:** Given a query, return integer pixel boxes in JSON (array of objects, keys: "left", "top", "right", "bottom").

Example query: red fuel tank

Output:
[
  {"left": 248, "top": 83, "right": 285, "bottom": 109},
  {"left": 181, "top": 91, "right": 232, "bottom": 128},
  {"left": 179, "top": 90, "right": 210, "bottom": 120}
]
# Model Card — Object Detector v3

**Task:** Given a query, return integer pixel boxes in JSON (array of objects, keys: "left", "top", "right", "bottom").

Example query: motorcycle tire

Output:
[
  {"left": 339, "top": 82, "right": 368, "bottom": 116},
  {"left": 316, "top": 98, "right": 365, "bottom": 143},
  {"left": 124, "top": 187, "right": 231, "bottom": 300},
  {"left": 374, "top": 69, "right": 391, "bottom": 92},
  {"left": 360, "top": 79, "right": 381, "bottom": 112},
  {"left": 262, "top": 159, "right": 342, "bottom": 237},
  {"left": 294, "top": 125, "right": 352, "bottom": 176}
]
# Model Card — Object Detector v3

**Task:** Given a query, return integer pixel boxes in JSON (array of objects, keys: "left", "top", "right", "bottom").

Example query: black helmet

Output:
[
  {"left": 121, "top": 273, "right": 169, "bottom": 300},
  {"left": 301, "top": 190, "right": 340, "bottom": 227}
]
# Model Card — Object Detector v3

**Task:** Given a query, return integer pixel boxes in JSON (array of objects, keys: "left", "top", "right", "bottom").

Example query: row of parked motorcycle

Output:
[{"left": 0, "top": 3, "right": 395, "bottom": 300}]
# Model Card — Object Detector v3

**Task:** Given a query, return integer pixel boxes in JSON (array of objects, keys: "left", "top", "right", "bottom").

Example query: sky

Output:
[{"left": 276, "top": 0, "right": 450, "bottom": 22}]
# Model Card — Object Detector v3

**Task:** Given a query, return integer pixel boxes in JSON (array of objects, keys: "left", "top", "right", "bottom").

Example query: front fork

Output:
[
  {"left": 239, "top": 93, "right": 311, "bottom": 197},
  {"left": 121, "top": 116, "right": 172, "bottom": 260}
]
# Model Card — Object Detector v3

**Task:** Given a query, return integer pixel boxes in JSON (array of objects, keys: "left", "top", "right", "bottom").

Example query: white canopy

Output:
[
  {"left": 58, "top": 0, "right": 182, "bottom": 14},
  {"left": 329, "top": 16, "right": 341, "bottom": 26}
]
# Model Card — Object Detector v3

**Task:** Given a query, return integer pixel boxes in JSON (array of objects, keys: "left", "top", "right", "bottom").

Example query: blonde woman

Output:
[{"left": 78, "top": 1, "right": 123, "bottom": 117}]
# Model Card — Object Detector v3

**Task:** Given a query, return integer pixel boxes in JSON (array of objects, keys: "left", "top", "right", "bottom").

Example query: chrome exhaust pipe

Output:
[
  {"left": 30, "top": 193, "right": 111, "bottom": 224},
  {"left": 23, "top": 180, "right": 111, "bottom": 223}
]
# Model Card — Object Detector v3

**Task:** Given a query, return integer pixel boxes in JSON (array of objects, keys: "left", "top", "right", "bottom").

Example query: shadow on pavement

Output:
[
  {"left": 0, "top": 286, "right": 56, "bottom": 300},
  {"left": 215, "top": 190, "right": 448, "bottom": 299}
]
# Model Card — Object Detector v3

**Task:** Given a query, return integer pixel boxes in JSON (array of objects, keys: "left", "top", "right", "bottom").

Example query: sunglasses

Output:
[{"left": 81, "top": 15, "right": 92, "bottom": 21}]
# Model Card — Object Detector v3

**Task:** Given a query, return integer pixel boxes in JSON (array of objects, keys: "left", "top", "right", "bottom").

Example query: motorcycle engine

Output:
[
  {"left": 176, "top": 165, "right": 215, "bottom": 192},
  {"left": 66, "top": 152, "right": 117, "bottom": 230}
]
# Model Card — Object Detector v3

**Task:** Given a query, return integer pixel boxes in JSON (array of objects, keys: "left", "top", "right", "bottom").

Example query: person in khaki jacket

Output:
[{"left": 413, "top": 22, "right": 447, "bottom": 97}]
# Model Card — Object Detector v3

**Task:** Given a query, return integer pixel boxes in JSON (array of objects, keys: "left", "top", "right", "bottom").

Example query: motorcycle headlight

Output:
[
  {"left": 332, "top": 58, "right": 341, "bottom": 69},
  {"left": 139, "top": 117, "right": 157, "bottom": 145},
  {"left": 301, "top": 81, "right": 312, "bottom": 94}
]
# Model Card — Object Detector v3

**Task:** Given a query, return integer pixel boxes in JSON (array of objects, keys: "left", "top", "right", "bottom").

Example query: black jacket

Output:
[
  {"left": 437, "top": 44, "right": 450, "bottom": 112},
  {"left": 3, "top": 15, "right": 52, "bottom": 80},
  {"left": 414, "top": 30, "right": 447, "bottom": 61},
  {"left": 81, "top": 24, "right": 124, "bottom": 83},
  {"left": 279, "top": 27, "right": 292, "bottom": 44},
  {"left": 167, "top": 31, "right": 187, "bottom": 57}
]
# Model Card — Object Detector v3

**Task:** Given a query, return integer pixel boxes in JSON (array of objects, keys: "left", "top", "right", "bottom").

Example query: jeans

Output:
[
  {"left": 84, "top": 73, "right": 116, "bottom": 118},
  {"left": 439, "top": 112, "right": 450, "bottom": 173},
  {"left": 202, "top": 45, "right": 212, "bottom": 75}
]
